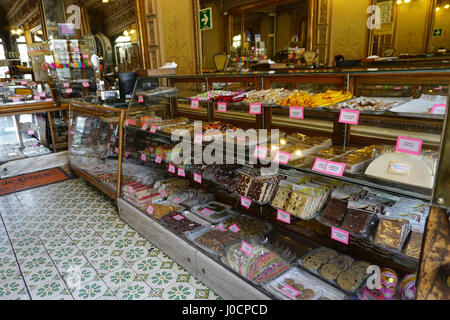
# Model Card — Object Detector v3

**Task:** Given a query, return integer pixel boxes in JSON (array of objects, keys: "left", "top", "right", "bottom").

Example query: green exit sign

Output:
[
  {"left": 200, "top": 8, "right": 212, "bottom": 30},
  {"left": 433, "top": 28, "right": 443, "bottom": 37}
]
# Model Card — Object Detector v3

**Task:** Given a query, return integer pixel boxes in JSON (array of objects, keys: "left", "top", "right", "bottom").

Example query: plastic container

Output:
[{"left": 190, "top": 201, "right": 234, "bottom": 223}]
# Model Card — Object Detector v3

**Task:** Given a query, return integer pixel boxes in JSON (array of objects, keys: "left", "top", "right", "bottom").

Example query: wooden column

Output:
[{"left": 416, "top": 207, "right": 450, "bottom": 300}]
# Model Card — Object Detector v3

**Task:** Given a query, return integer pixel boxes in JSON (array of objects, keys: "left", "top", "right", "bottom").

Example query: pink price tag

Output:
[
  {"left": 280, "top": 285, "right": 301, "bottom": 298},
  {"left": 217, "top": 102, "right": 227, "bottom": 113},
  {"left": 289, "top": 106, "right": 304, "bottom": 119},
  {"left": 33, "top": 95, "right": 40, "bottom": 101},
  {"left": 201, "top": 208, "right": 213, "bottom": 216},
  {"left": 339, "top": 109, "right": 360, "bottom": 125},
  {"left": 82, "top": 54, "right": 89, "bottom": 59},
  {"left": 73, "top": 47, "right": 80, "bottom": 52},
  {"left": 155, "top": 156, "right": 162, "bottom": 164},
  {"left": 39, "top": 92, "right": 46, "bottom": 97},
  {"left": 396, "top": 136, "right": 422, "bottom": 156},
  {"left": 114, "top": 147, "right": 119, "bottom": 154},
  {"left": 146, "top": 206, "right": 154, "bottom": 215},
  {"left": 141, "top": 153, "right": 147, "bottom": 161},
  {"left": 177, "top": 168, "right": 186, "bottom": 177},
  {"left": 323, "top": 161, "right": 346, "bottom": 177},
  {"left": 82, "top": 81, "right": 89, "bottom": 88},
  {"left": 168, "top": 165, "right": 176, "bottom": 173},
  {"left": 312, "top": 158, "right": 328, "bottom": 173},
  {"left": 194, "top": 134, "right": 203, "bottom": 145},
  {"left": 45, "top": 98, "right": 53, "bottom": 102},
  {"left": 193, "top": 173, "right": 202, "bottom": 184},
  {"left": 12, "top": 97, "right": 20, "bottom": 103},
  {"left": 172, "top": 197, "right": 182, "bottom": 204},
  {"left": 277, "top": 209, "right": 291, "bottom": 224},
  {"left": 63, "top": 82, "right": 70, "bottom": 88},
  {"left": 20, "top": 81, "right": 27, "bottom": 85},
  {"left": 110, "top": 123, "right": 115, "bottom": 131},
  {"left": 0, "top": 83, "right": 4, "bottom": 87},
  {"left": 240, "top": 196, "right": 252, "bottom": 209},
  {"left": 66, "top": 88, "right": 73, "bottom": 93},
  {"left": 249, "top": 103, "right": 262, "bottom": 114},
  {"left": 273, "top": 151, "right": 291, "bottom": 164},
  {"left": 125, "top": 151, "right": 131, "bottom": 158},
  {"left": 240, "top": 241, "right": 254, "bottom": 257},
  {"left": 150, "top": 125, "right": 158, "bottom": 133},
  {"left": 228, "top": 224, "right": 240, "bottom": 233},
  {"left": 253, "top": 146, "right": 268, "bottom": 159},
  {"left": 431, "top": 104, "right": 447, "bottom": 115},
  {"left": 331, "top": 227, "right": 349, "bottom": 245},
  {"left": 160, "top": 190, "right": 167, "bottom": 197},
  {"left": 138, "top": 96, "right": 144, "bottom": 103},
  {"left": 27, "top": 130, "right": 35, "bottom": 135},
  {"left": 127, "top": 119, "right": 136, "bottom": 126},
  {"left": 173, "top": 215, "right": 184, "bottom": 221},
  {"left": 190, "top": 99, "right": 199, "bottom": 109},
  {"left": 141, "top": 123, "right": 148, "bottom": 131}
]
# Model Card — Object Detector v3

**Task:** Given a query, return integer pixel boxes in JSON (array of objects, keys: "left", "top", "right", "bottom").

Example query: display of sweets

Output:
[
  {"left": 263, "top": 267, "right": 347, "bottom": 300},
  {"left": 222, "top": 214, "right": 272, "bottom": 237},
  {"left": 299, "top": 247, "right": 372, "bottom": 293},
  {"left": 234, "top": 168, "right": 282, "bottom": 204},
  {"left": 160, "top": 212, "right": 203, "bottom": 234},
  {"left": 192, "top": 228, "right": 242, "bottom": 254},
  {"left": 167, "top": 189, "right": 215, "bottom": 207},
  {"left": 333, "top": 97, "right": 400, "bottom": 112},
  {"left": 190, "top": 90, "right": 243, "bottom": 102},
  {"left": 243, "top": 89, "right": 295, "bottom": 105},
  {"left": 399, "top": 273, "right": 417, "bottom": 300},
  {"left": 223, "top": 242, "right": 292, "bottom": 285},
  {"left": 122, "top": 182, "right": 161, "bottom": 207}
]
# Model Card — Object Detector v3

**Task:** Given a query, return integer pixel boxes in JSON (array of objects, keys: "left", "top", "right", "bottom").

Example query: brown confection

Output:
[
  {"left": 234, "top": 174, "right": 253, "bottom": 196},
  {"left": 336, "top": 270, "right": 361, "bottom": 291},
  {"left": 292, "top": 283, "right": 305, "bottom": 292},
  {"left": 403, "top": 231, "right": 423, "bottom": 260},
  {"left": 284, "top": 278, "right": 295, "bottom": 287},
  {"left": 374, "top": 218, "right": 409, "bottom": 250},
  {"left": 223, "top": 215, "right": 270, "bottom": 237},
  {"left": 321, "top": 198, "right": 348, "bottom": 223},
  {"left": 340, "top": 209, "right": 371, "bottom": 235},
  {"left": 195, "top": 230, "right": 242, "bottom": 252},
  {"left": 297, "top": 288, "right": 316, "bottom": 300},
  {"left": 272, "top": 187, "right": 291, "bottom": 210},
  {"left": 319, "top": 263, "right": 341, "bottom": 280}
]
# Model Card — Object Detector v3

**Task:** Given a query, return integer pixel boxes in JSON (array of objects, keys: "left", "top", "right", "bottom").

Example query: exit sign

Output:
[
  {"left": 200, "top": 7, "right": 212, "bottom": 30},
  {"left": 433, "top": 28, "right": 443, "bottom": 37}
]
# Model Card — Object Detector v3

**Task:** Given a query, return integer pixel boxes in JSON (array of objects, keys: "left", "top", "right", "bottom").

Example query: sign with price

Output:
[
  {"left": 191, "top": 99, "right": 199, "bottom": 109},
  {"left": 168, "top": 165, "right": 176, "bottom": 173},
  {"left": 331, "top": 227, "right": 349, "bottom": 245},
  {"left": 273, "top": 151, "right": 291, "bottom": 164},
  {"left": 289, "top": 106, "right": 304, "bottom": 119},
  {"left": 431, "top": 104, "right": 446, "bottom": 115},
  {"left": 277, "top": 210, "right": 291, "bottom": 224},
  {"left": 228, "top": 224, "right": 240, "bottom": 233},
  {"left": 240, "top": 241, "right": 254, "bottom": 257},
  {"left": 280, "top": 285, "right": 300, "bottom": 298},
  {"left": 339, "top": 109, "right": 360, "bottom": 125},
  {"left": 253, "top": 146, "right": 268, "bottom": 159},
  {"left": 177, "top": 168, "right": 186, "bottom": 177},
  {"left": 146, "top": 206, "right": 154, "bottom": 215},
  {"left": 249, "top": 103, "right": 262, "bottom": 114},
  {"left": 217, "top": 102, "right": 227, "bottom": 113},
  {"left": 194, "top": 173, "right": 202, "bottom": 184},
  {"left": 396, "top": 136, "right": 422, "bottom": 156},
  {"left": 240, "top": 196, "right": 252, "bottom": 209}
]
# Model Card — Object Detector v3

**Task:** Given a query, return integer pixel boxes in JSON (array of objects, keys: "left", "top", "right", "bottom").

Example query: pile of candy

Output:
[{"left": 190, "top": 90, "right": 245, "bottom": 102}]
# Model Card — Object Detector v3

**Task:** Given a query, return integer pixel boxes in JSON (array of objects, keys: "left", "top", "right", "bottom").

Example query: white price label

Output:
[
  {"left": 249, "top": 103, "right": 262, "bottom": 114},
  {"left": 331, "top": 227, "right": 349, "bottom": 245},
  {"left": 280, "top": 285, "right": 300, "bottom": 298},
  {"left": 277, "top": 210, "right": 291, "bottom": 224},
  {"left": 240, "top": 241, "right": 253, "bottom": 257},
  {"left": 217, "top": 102, "right": 227, "bottom": 113}
]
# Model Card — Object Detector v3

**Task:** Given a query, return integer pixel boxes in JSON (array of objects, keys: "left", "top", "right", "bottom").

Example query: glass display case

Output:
[
  {"left": 68, "top": 101, "right": 125, "bottom": 200},
  {"left": 117, "top": 68, "right": 449, "bottom": 300},
  {"left": 0, "top": 79, "right": 69, "bottom": 164}
]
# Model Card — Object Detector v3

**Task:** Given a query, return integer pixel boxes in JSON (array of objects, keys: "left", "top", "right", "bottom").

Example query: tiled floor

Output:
[{"left": 0, "top": 178, "right": 221, "bottom": 300}]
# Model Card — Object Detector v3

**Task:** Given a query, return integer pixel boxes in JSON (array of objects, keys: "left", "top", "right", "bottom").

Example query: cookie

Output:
[
  {"left": 297, "top": 288, "right": 316, "bottom": 300},
  {"left": 284, "top": 278, "right": 295, "bottom": 287},
  {"left": 319, "top": 263, "right": 341, "bottom": 281},
  {"left": 331, "top": 255, "right": 354, "bottom": 271},
  {"left": 318, "top": 248, "right": 338, "bottom": 260},
  {"left": 292, "top": 283, "right": 304, "bottom": 292},
  {"left": 302, "top": 255, "right": 323, "bottom": 271},
  {"left": 351, "top": 261, "right": 371, "bottom": 275},
  {"left": 337, "top": 270, "right": 360, "bottom": 291}
]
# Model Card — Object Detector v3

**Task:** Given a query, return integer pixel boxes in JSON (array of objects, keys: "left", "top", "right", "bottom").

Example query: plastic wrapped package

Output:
[
  {"left": 319, "top": 198, "right": 348, "bottom": 227},
  {"left": 373, "top": 217, "right": 411, "bottom": 251},
  {"left": 222, "top": 239, "right": 294, "bottom": 285},
  {"left": 339, "top": 208, "right": 378, "bottom": 238},
  {"left": 263, "top": 267, "right": 347, "bottom": 300},
  {"left": 190, "top": 201, "right": 234, "bottom": 223},
  {"left": 222, "top": 214, "right": 273, "bottom": 237},
  {"left": 167, "top": 189, "right": 215, "bottom": 207},
  {"left": 187, "top": 226, "right": 243, "bottom": 256},
  {"left": 403, "top": 226, "right": 424, "bottom": 260},
  {"left": 160, "top": 212, "right": 210, "bottom": 237}
]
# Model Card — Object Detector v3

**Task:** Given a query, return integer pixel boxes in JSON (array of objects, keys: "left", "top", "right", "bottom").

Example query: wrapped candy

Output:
[
  {"left": 380, "top": 268, "right": 399, "bottom": 300},
  {"left": 400, "top": 273, "right": 416, "bottom": 300}
]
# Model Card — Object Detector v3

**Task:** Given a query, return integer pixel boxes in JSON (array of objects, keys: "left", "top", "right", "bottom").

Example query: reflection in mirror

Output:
[{"left": 430, "top": 0, "right": 450, "bottom": 53}]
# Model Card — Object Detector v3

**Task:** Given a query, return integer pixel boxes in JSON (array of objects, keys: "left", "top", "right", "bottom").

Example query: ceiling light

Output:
[
  {"left": 123, "top": 30, "right": 129, "bottom": 36},
  {"left": 404, "top": 0, "right": 411, "bottom": 3},
  {"left": 396, "top": 0, "right": 402, "bottom": 4},
  {"left": 445, "top": 4, "right": 450, "bottom": 9},
  {"left": 436, "top": 7, "right": 441, "bottom": 11}
]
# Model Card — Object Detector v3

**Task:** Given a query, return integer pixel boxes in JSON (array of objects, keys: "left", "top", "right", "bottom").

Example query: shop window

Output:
[
  {"left": 0, "top": 38, "right": 5, "bottom": 60},
  {"left": 16, "top": 36, "right": 30, "bottom": 67}
]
